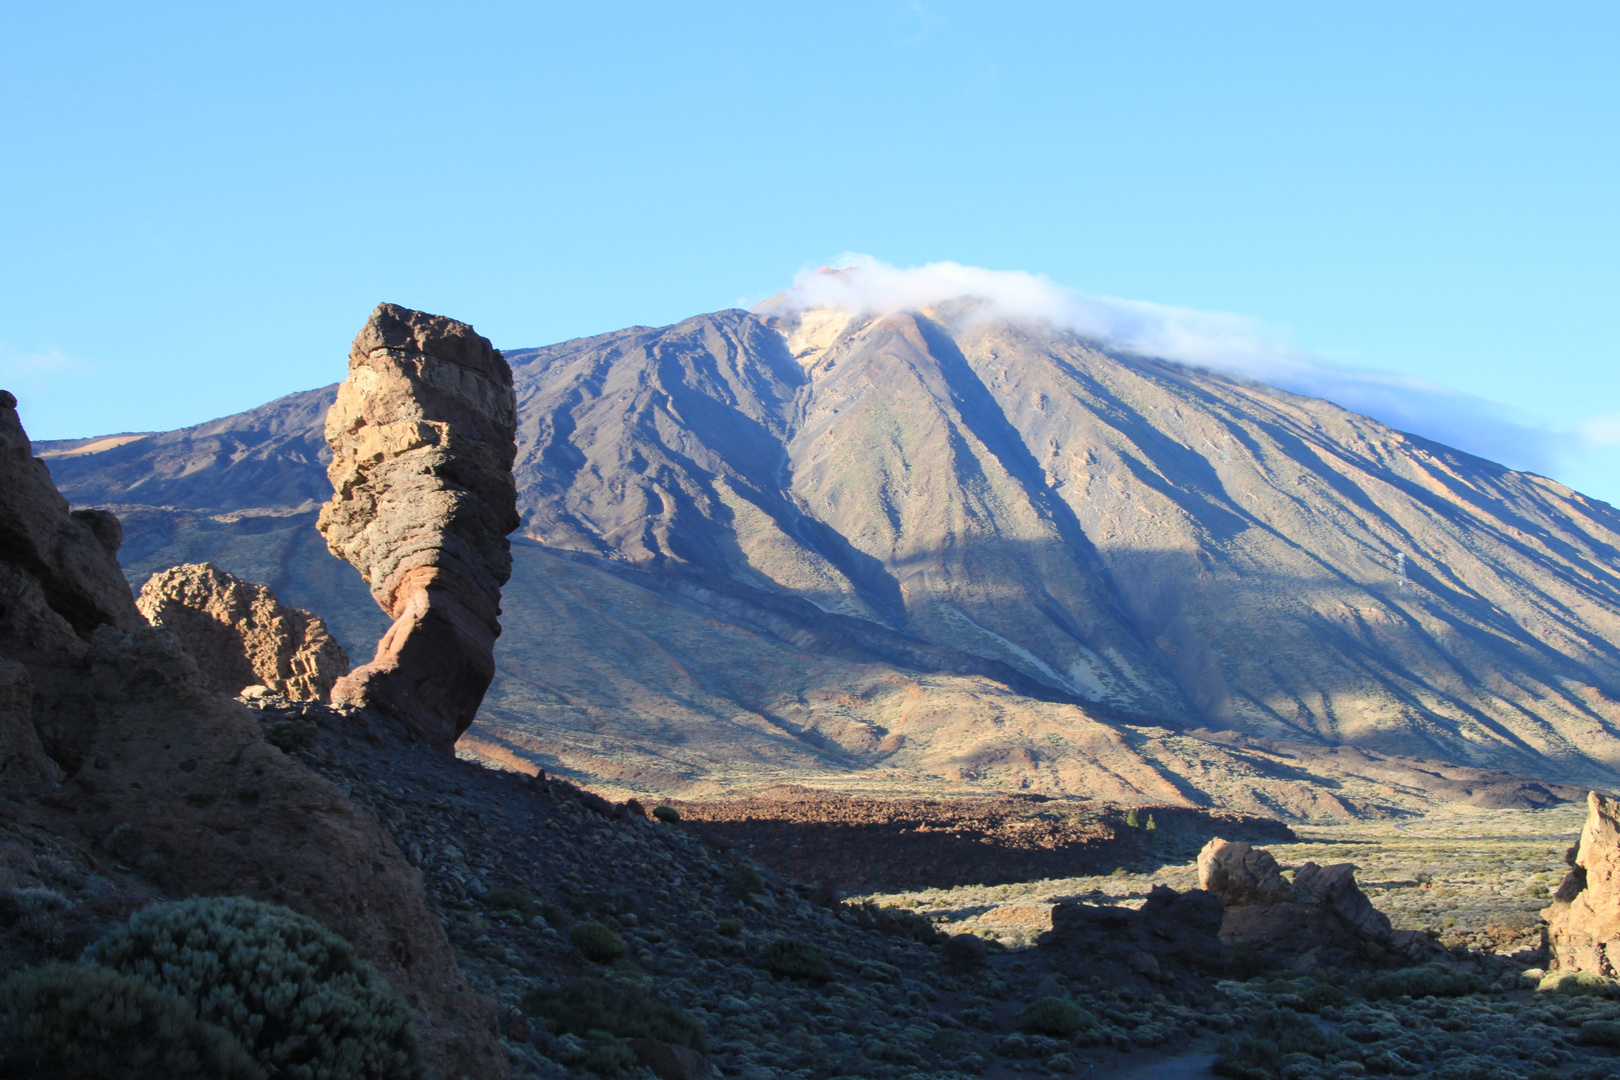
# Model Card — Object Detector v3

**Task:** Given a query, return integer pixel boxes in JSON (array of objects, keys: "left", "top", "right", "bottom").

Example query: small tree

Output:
[
  {"left": 1145, "top": 814, "right": 1158, "bottom": 834},
  {"left": 1125, "top": 808, "right": 1142, "bottom": 828}
]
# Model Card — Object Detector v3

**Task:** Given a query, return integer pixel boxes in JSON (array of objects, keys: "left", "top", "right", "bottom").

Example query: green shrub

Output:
[
  {"left": 0, "top": 886, "right": 69, "bottom": 944},
  {"left": 84, "top": 896, "right": 424, "bottom": 1080},
  {"left": 725, "top": 864, "right": 765, "bottom": 897},
  {"left": 1125, "top": 809, "right": 1142, "bottom": 828},
  {"left": 652, "top": 806, "right": 680, "bottom": 823},
  {"left": 1, "top": 963, "right": 265, "bottom": 1080},
  {"left": 1020, "top": 997, "right": 1095, "bottom": 1038},
  {"left": 760, "top": 937, "right": 833, "bottom": 984},
  {"left": 538, "top": 901, "right": 568, "bottom": 927},
  {"left": 570, "top": 921, "right": 629, "bottom": 964},
  {"left": 524, "top": 977, "right": 706, "bottom": 1051},
  {"left": 1213, "top": 1008, "right": 1350, "bottom": 1080},
  {"left": 1577, "top": 1020, "right": 1620, "bottom": 1047},
  {"left": 1361, "top": 964, "right": 1487, "bottom": 1000},
  {"left": 868, "top": 904, "right": 946, "bottom": 945},
  {"left": 264, "top": 718, "right": 317, "bottom": 753},
  {"left": 716, "top": 918, "right": 744, "bottom": 938},
  {"left": 581, "top": 1031, "right": 638, "bottom": 1077},
  {"left": 1544, "top": 971, "right": 1620, "bottom": 998},
  {"left": 487, "top": 887, "right": 534, "bottom": 912}
]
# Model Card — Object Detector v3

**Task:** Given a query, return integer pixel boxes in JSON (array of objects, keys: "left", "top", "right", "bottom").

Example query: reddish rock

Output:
[
  {"left": 1545, "top": 791, "right": 1620, "bottom": 977},
  {"left": 136, "top": 562, "right": 349, "bottom": 701},
  {"left": 317, "top": 304, "right": 519, "bottom": 748}
]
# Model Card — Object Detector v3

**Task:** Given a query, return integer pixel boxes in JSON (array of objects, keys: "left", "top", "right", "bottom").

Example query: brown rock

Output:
[
  {"left": 0, "top": 659, "right": 58, "bottom": 786},
  {"left": 317, "top": 304, "right": 519, "bottom": 748},
  {"left": 135, "top": 562, "right": 349, "bottom": 701},
  {"left": 1198, "top": 836, "right": 1441, "bottom": 969},
  {"left": 1039, "top": 885, "right": 1227, "bottom": 994},
  {"left": 1197, "top": 838, "right": 1295, "bottom": 906},
  {"left": 0, "top": 391, "right": 507, "bottom": 1078},
  {"left": 628, "top": 1039, "right": 714, "bottom": 1080},
  {"left": 64, "top": 624, "right": 506, "bottom": 1079},
  {"left": 1545, "top": 791, "right": 1620, "bottom": 977},
  {"left": 0, "top": 390, "right": 143, "bottom": 770}
]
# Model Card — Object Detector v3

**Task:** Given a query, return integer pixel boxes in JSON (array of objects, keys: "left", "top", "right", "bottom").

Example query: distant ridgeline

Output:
[{"left": 37, "top": 303, "right": 1620, "bottom": 818}]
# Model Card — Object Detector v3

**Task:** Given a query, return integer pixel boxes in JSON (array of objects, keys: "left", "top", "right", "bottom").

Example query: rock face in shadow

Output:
[
  {"left": 1199, "top": 837, "right": 1442, "bottom": 969},
  {"left": 0, "top": 390, "right": 144, "bottom": 772},
  {"left": 1039, "top": 884, "right": 1228, "bottom": 995},
  {"left": 0, "top": 388, "right": 507, "bottom": 1079},
  {"left": 317, "top": 303, "right": 519, "bottom": 749},
  {"left": 136, "top": 562, "right": 349, "bottom": 700},
  {"left": 1544, "top": 791, "right": 1620, "bottom": 977}
]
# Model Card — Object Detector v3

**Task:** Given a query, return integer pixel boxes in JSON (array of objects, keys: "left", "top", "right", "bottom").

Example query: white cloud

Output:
[{"left": 763, "top": 256, "right": 1567, "bottom": 478}]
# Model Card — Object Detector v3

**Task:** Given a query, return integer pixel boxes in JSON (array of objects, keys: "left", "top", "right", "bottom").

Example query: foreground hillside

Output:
[{"left": 39, "top": 299, "right": 1620, "bottom": 808}]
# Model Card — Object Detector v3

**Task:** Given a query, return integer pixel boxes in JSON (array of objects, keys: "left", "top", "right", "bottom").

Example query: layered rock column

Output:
[
  {"left": 317, "top": 304, "right": 519, "bottom": 748},
  {"left": 1545, "top": 792, "right": 1620, "bottom": 976}
]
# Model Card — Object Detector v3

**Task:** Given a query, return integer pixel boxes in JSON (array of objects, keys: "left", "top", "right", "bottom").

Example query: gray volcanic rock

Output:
[
  {"left": 136, "top": 561, "right": 349, "bottom": 700},
  {"left": 1199, "top": 837, "right": 1442, "bottom": 968},
  {"left": 317, "top": 303, "right": 519, "bottom": 748}
]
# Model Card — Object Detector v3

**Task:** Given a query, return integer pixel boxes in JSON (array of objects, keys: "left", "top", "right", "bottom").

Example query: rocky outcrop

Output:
[
  {"left": 0, "top": 390, "right": 144, "bottom": 771},
  {"left": 1198, "top": 837, "right": 1442, "bottom": 969},
  {"left": 1039, "top": 885, "right": 1227, "bottom": 995},
  {"left": 0, "top": 389, "right": 507, "bottom": 1078},
  {"left": 135, "top": 562, "right": 349, "bottom": 701},
  {"left": 59, "top": 625, "right": 504, "bottom": 1078},
  {"left": 317, "top": 303, "right": 519, "bottom": 749},
  {"left": 1544, "top": 791, "right": 1620, "bottom": 977}
]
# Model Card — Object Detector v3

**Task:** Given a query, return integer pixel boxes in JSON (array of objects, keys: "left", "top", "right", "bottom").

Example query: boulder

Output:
[
  {"left": 1039, "top": 884, "right": 1227, "bottom": 995},
  {"left": 317, "top": 304, "right": 519, "bottom": 748},
  {"left": 1545, "top": 791, "right": 1620, "bottom": 977},
  {"left": 135, "top": 562, "right": 349, "bottom": 701},
  {"left": 1198, "top": 837, "right": 1441, "bottom": 969}
]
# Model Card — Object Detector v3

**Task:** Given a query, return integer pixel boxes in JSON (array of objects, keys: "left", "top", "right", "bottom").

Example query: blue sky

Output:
[{"left": 3, "top": 3, "right": 1618, "bottom": 499}]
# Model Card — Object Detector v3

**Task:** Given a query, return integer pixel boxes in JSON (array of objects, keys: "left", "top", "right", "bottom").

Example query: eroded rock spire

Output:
[{"left": 318, "top": 303, "right": 519, "bottom": 748}]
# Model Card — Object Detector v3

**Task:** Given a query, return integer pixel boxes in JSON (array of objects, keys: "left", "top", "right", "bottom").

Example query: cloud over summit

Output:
[{"left": 763, "top": 256, "right": 1565, "bottom": 480}]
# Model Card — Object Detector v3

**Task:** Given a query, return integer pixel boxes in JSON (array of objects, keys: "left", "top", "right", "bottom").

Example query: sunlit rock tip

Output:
[{"left": 317, "top": 303, "right": 520, "bottom": 749}]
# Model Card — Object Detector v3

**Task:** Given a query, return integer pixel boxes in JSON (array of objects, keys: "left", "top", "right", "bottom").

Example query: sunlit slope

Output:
[{"left": 505, "top": 305, "right": 1620, "bottom": 781}]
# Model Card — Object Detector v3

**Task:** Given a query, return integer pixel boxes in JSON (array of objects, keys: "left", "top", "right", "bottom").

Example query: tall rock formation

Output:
[
  {"left": 136, "top": 562, "right": 349, "bottom": 700},
  {"left": 1544, "top": 792, "right": 1620, "bottom": 977},
  {"left": 317, "top": 303, "right": 519, "bottom": 749}
]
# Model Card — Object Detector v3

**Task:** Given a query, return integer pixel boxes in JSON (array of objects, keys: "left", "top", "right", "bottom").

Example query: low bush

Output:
[
  {"left": 1213, "top": 1007, "right": 1350, "bottom": 1080},
  {"left": 1, "top": 963, "right": 264, "bottom": 1080},
  {"left": 569, "top": 921, "right": 629, "bottom": 964},
  {"left": 1577, "top": 1020, "right": 1620, "bottom": 1047},
  {"left": 581, "top": 1031, "right": 638, "bottom": 1077},
  {"left": 1020, "top": 997, "right": 1095, "bottom": 1038},
  {"left": 487, "top": 887, "right": 534, "bottom": 913},
  {"left": 760, "top": 937, "right": 833, "bottom": 984},
  {"left": 84, "top": 895, "right": 424, "bottom": 1080},
  {"left": 0, "top": 886, "right": 69, "bottom": 944},
  {"left": 523, "top": 977, "right": 707, "bottom": 1052},
  {"left": 1361, "top": 964, "right": 1487, "bottom": 1000},
  {"left": 651, "top": 806, "right": 680, "bottom": 823},
  {"left": 1544, "top": 971, "right": 1620, "bottom": 998},
  {"left": 716, "top": 918, "right": 744, "bottom": 938},
  {"left": 264, "top": 718, "right": 317, "bottom": 753},
  {"left": 725, "top": 864, "right": 765, "bottom": 897}
]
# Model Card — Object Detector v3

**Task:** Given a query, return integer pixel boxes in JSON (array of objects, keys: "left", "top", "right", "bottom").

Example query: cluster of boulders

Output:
[{"left": 1198, "top": 837, "right": 1446, "bottom": 970}]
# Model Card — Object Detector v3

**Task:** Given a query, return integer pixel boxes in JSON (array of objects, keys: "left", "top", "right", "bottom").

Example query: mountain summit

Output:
[{"left": 38, "top": 298, "right": 1620, "bottom": 810}]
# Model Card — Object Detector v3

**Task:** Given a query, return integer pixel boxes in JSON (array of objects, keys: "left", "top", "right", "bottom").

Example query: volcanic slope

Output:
[{"left": 36, "top": 303, "right": 1620, "bottom": 810}]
